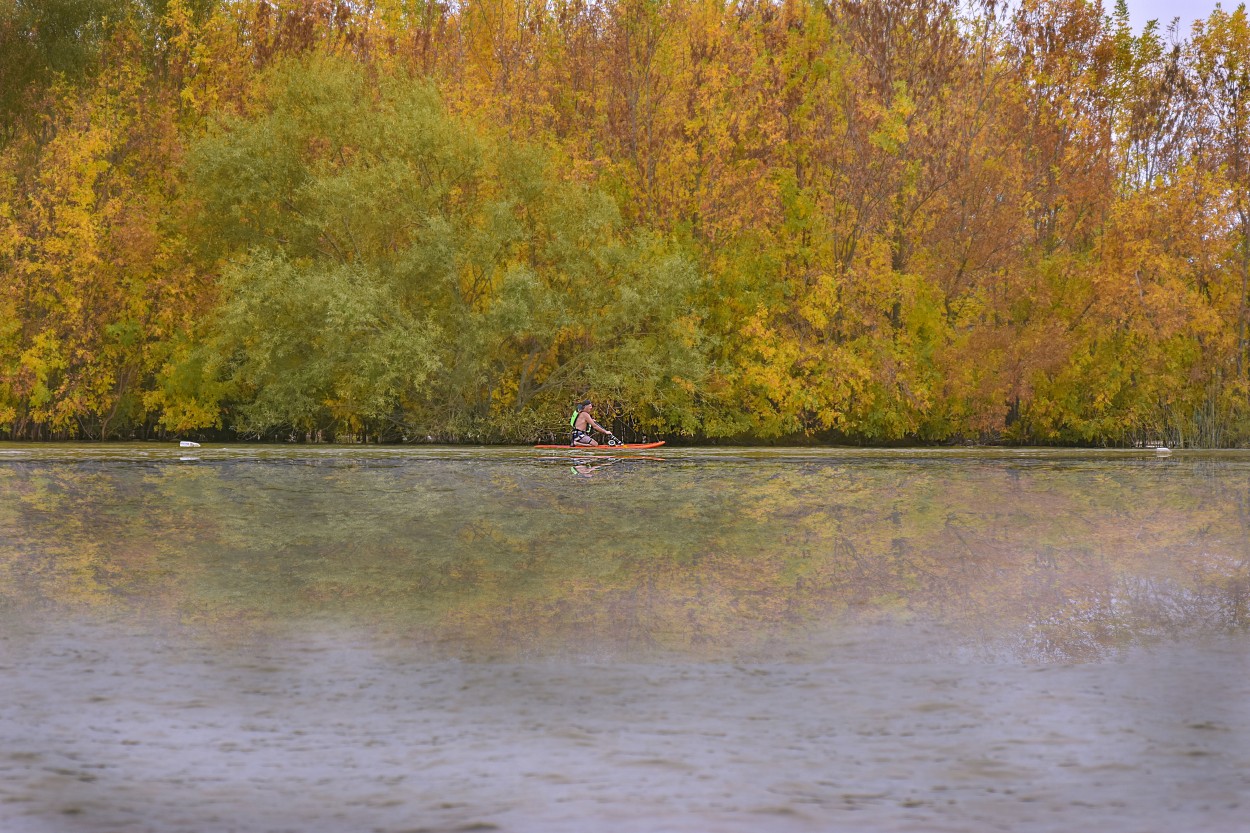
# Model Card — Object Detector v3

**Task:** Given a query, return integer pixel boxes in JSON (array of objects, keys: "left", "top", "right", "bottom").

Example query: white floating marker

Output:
[
  {"left": 1155, "top": 446, "right": 1171, "bottom": 456},
  {"left": 179, "top": 440, "right": 201, "bottom": 448}
]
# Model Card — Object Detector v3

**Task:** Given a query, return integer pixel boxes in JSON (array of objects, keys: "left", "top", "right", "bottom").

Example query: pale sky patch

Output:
[{"left": 1119, "top": 0, "right": 1242, "bottom": 33}]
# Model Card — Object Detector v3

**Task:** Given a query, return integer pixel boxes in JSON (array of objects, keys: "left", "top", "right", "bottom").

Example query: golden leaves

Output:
[{"left": 3, "top": 1, "right": 1250, "bottom": 444}]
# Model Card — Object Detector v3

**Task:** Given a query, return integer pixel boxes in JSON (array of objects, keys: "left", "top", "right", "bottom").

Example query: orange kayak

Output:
[{"left": 533, "top": 441, "right": 666, "bottom": 450}]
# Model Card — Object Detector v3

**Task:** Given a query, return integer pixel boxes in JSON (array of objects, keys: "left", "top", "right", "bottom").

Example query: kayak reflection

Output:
[{"left": 568, "top": 455, "right": 664, "bottom": 477}]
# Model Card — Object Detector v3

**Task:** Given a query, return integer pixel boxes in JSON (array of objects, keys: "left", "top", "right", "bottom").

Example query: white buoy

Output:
[
  {"left": 179, "top": 440, "right": 201, "bottom": 448},
  {"left": 1155, "top": 446, "right": 1171, "bottom": 456}
]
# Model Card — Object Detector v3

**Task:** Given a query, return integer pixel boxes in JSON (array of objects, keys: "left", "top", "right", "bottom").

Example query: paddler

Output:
[{"left": 570, "top": 400, "right": 616, "bottom": 447}]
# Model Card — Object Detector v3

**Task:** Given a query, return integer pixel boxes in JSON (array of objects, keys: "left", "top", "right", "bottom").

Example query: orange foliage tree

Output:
[{"left": 3, "top": 0, "right": 1250, "bottom": 444}]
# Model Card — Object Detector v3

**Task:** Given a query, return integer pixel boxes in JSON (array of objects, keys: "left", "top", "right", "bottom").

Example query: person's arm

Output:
[{"left": 588, "top": 416, "right": 613, "bottom": 435}]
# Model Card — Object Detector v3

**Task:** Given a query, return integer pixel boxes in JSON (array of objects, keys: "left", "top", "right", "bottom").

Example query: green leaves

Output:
[
  {"left": 0, "top": 0, "right": 126, "bottom": 137},
  {"left": 178, "top": 54, "right": 706, "bottom": 440},
  {"left": 203, "top": 254, "right": 439, "bottom": 434},
  {"left": 6, "top": 1, "right": 1250, "bottom": 445}
]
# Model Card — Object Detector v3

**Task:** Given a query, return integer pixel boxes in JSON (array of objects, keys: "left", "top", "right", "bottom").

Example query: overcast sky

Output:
[{"left": 1120, "top": 0, "right": 1240, "bottom": 32}]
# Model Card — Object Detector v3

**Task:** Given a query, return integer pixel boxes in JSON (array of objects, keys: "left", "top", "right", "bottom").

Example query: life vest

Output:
[{"left": 570, "top": 409, "right": 580, "bottom": 427}]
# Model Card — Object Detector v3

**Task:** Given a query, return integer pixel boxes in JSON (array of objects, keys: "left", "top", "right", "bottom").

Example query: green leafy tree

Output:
[{"left": 170, "top": 54, "right": 705, "bottom": 440}]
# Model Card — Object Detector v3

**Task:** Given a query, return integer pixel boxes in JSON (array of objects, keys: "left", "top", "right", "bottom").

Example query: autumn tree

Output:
[
  {"left": 0, "top": 18, "right": 204, "bottom": 439},
  {"left": 165, "top": 55, "right": 705, "bottom": 441}
]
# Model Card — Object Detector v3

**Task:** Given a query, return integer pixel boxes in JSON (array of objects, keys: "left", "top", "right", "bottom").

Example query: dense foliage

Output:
[{"left": 2, "top": 0, "right": 1249, "bottom": 445}]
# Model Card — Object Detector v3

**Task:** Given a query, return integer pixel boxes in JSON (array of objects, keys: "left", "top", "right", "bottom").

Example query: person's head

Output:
[{"left": 576, "top": 400, "right": 592, "bottom": 413}]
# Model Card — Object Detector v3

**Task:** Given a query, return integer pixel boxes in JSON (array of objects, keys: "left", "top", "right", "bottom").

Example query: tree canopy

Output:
[{"left": 2, "top": 0, "right": 1250, "bottom": 445}]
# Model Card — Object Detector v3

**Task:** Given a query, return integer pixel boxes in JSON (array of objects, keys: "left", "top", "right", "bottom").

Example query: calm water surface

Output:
[{"left": 1, "top": 445, "right": 1247, "bottom": 832}]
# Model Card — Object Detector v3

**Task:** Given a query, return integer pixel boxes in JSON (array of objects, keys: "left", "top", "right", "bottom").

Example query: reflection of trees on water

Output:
[
  {"left": 1, "top": 455, "right": 1246, "bottom": 660},
  {"left": 1018, "top": 573, "right": 1249, "bottom": 663}
]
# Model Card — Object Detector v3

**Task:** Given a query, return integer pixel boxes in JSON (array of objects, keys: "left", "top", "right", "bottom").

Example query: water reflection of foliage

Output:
[{"left": 1, "top": 454, "right": 1246, "bottom": 660}]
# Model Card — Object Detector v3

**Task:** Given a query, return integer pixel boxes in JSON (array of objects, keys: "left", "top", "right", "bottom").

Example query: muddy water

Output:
[{"left": 1, "top": 446, "right": 1247, "bottom": 832}]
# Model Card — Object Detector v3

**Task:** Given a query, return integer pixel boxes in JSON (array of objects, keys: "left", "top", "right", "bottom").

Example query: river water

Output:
[{"left": 1, "top": 445, "right": 1247, "bottom": 832}]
